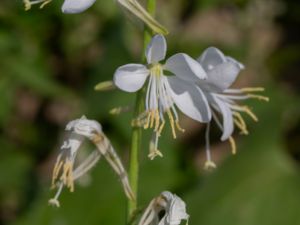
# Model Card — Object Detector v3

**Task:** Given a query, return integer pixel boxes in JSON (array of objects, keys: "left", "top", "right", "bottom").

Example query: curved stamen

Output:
[{"left": 230, "top": 105, "right": 258, "bottom": 122}]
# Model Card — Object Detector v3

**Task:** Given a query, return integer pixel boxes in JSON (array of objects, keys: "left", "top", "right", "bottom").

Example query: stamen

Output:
[
  {"left": 242, "top": 106, "right": 259, "bottom": 122},
  {"left": 231, "top": 105, "right": 258, "bottom": 122},
  {"left": 132, "top": 111, "right": 148, "bottom": 128},
  {"left": 241, "top": 87, "right": 265, "bottom": 92},
  {"left": 40, "top": 0, "right": 51, "bottom": 8},
  {"left": 233, "top": 112, "right": 249, "bottom": 135},
  {"left": 167, "top": 109, "right": 177, "bottom": 139},
  {"left": 229, "top": 136, "right": 237, "bottom": 155},
  {"left": 154, "top": 110, "right": 160, "bottom": 132},
  {"left": 175, "top": 121, "right": 185, "bottom": 133},
  {"left": 150, "top": 110, "right": 155, "bottom": 128},
  {"left": 109, "top": 106, "right": 131, "bottom": 115},
  {"left": 61, "top": 161, "right": 74, "bottom": 192},
  {"left": 144, "top": 111, "right": 152, "bottom": 129},
  {"left": 246, "top": 94, "right": 269, "bottom": 102},
  {"left": 23, "top": 0, "right": 51, "bottom": 11},
  {"left": 51, "top": 160, "right": 63, "bottom": 188},
  {"left": 158, "top": 121, "right": 165, "bottom": 136},
  {"left": 23, "top": 0, "right": 32, "bottom": 10},
  {"left": 234, "top": 119, "right": 249, "bottom": 135}
]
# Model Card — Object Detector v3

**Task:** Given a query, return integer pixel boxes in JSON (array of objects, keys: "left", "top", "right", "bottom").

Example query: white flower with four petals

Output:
[{"left": 194, "top": 47, "right": 269, "bottom": 169}]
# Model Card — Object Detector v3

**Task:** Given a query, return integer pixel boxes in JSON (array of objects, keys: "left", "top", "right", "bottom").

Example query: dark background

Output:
[{"left": 0, "top": 0, "right": 300, "bottom": 224}]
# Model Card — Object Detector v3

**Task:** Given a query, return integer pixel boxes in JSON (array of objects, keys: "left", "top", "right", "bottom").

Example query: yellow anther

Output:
[
  {"left": 110, "top": 107, "right": 122, "bottom": 115},
  {"left": 234, "top": 119, "right": 249, "bottom": 135},
  {"left": 148, "top": 149, "right": 163, "bottom": 160},
  {"left": 150, "top": 111, "right": 155, "bottom": 128},
  {"left": 229, "top": 136, "right": 237, "bottom": 155},
  {"left": 144, "top": 111, "right": 152, "bottom": 129},
  {"left": 40, "top": 0, "right": 51, "bottom": 8},
  {"left": 233, "top": 112, "right": 248, "bottom": 135},
  {"left": 52, "top": 160, "right": 63, "bottom": 187},
  {"left": 110, "top": 106, "right": 131, "bottom": 115},
  {"left": 131, "top": 118, "right": 141, "bottom": 127},
  {"left": 23, "top": 0, "right": 31, "bottom": 10},
  {"left": 167, "top": 110, "right": 177, "bottom": 139},
  {"left": 247, "top": 94, "right": 270, "bottom": 102},
  {"left": 204, "top": 160, "right": 217, "bottom": 171},
  {"left": 158, "top": 121, "right": 165, "bottom": 136},
  {"left": 175, "top": 121, "right": 185, "bottom": 133},
  {"left": 23, "top": 0, "right": 52, "bottom": 11},
  {"left": 242, "top": 106, "right": 258, "bottom": 122},
  {"left": 61, "top": 161, "right": 74, "bottom": 192},
  {"left": 241, "top": 87, "right": 265, "bottom": 92}
]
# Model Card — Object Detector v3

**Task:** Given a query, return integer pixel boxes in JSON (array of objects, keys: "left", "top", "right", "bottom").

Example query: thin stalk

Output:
[{"left": 127, "top": 0, "right": 157, "bottom": 222}]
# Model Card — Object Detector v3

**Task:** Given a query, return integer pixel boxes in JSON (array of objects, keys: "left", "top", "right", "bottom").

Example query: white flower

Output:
[
  {"left": 49, "top": 116, "right": 133, "bottom": 207},
  {"left": 195, "top": 47, "right": 269, "bottom": 169},
  {"left": 114, "top": 34, "right": 211, "bottom": 159},
  {"left": 138, "top": 191, "right": 189, "bottom": 225}
]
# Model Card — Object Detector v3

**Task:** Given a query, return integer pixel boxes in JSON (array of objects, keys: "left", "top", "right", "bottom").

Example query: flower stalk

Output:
[{"left": 127, "top": 0, "right": 157, "bottom": 221}]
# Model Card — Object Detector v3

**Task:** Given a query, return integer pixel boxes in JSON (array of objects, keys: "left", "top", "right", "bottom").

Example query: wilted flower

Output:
[
  {"left": 195, "top": 47, "right": 269, "bottom": 169},
  {"left": 138, "top": 191, "right": 189, "bottom": 225},
  {"left": 61, "top": 0, "right": 168, "bottom": 34},
  {"left": 113, "top": 34, "right": 211, "bottom": 159},
  {"left": 49, "top": 116, "right": 134, "bottom": 207}
]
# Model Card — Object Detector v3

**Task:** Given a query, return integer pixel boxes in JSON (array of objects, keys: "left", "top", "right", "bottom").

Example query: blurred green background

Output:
[{"left": 0, "top": 0, "right": 300, "bottom": 225}]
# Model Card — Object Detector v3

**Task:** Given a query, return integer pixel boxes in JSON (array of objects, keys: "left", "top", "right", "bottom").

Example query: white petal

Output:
[
  {"left": 198, "top": 47, "right": 226, "bottom": 71},
  {"left": 146, "top": 34, "right": 167, "bottom": 64},
  {"left": 226, "top": 56, "right": 245, "bottom": 70},
  {"left": 159, "top": 192, "right": 189, "bottom": 225},
  {"left": 203, "top": 62, "right": 242, "bottom": 92},
  {"left": 61, "top": 138, "right": 82, "bottom": 156},
  {"left": 212, "top": 96, "right": 234, "bottom": 140},
  {"left": 164, "top": 53, "right": 207, "bottom": 82},
  {"left": 166, "top": 76, "right": 211, "bottom": 122},
  {"left": 197, "top": 48, "right": 244, "bottom": 92},
  {"left": 113, "top": 64, "right": 149, "bottom": 92},
  {"left": 66, "top": 116, "right": 102, "bottom": 139},
  {"left": 62, "top": 0, "right": 96, "bottom": 14}
]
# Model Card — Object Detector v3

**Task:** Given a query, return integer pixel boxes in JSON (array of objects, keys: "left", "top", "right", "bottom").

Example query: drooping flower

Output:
[
  {"left": 195, "top": 47, "right": 269, "bottom": 169},
  {"left": 49, "top": 116, "right": 134, "bottom": 207},
  {"left": 138, "top": 191, "right": 189, "bottom": 225},
  {"left": 113, "top": 34, "right": 211, "bottom": 159}
]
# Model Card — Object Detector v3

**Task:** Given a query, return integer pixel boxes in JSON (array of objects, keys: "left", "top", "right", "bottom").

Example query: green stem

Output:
[{"left": 127, "top": 0, "right": 157, "bottom": 222}]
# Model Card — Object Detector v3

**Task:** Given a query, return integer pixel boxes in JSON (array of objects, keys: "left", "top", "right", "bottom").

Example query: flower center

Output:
[{"left": 132, "top": 64, "right": 185, "bottom": 159}]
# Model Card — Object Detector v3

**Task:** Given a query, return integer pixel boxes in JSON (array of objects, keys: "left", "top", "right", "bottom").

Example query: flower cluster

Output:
[
  {"left": 34, "top": 0, "right": 270, "bottom": 223},
  {"left": 113, "top": 34, "right": 268, "bottom": 168}
]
